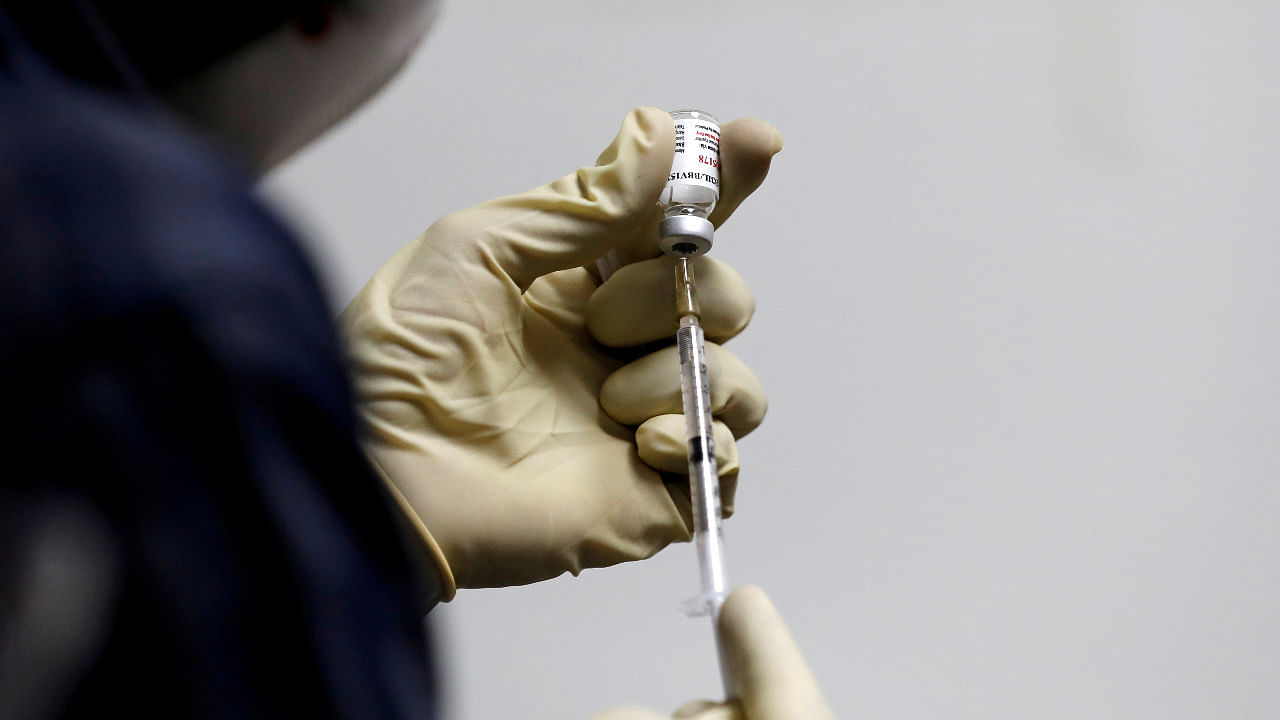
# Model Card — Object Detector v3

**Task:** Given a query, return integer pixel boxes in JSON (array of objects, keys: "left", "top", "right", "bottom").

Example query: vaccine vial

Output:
[{"left": 658, "top": 109, "right": 721, "bottom": 256}]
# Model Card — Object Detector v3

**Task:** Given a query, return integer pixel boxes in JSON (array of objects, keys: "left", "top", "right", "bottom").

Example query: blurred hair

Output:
[{"left": 1, "top": 1, "right": 334, "bottom": 92}]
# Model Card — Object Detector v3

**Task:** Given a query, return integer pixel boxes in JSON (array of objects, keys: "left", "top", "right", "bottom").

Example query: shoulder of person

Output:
[{"left": 1, "top": 71, "right": 343, "bottom": 395}]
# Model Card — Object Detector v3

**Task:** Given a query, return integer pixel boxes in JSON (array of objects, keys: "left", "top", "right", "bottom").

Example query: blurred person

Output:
[{"left": 0, "top": 1, "right": 830, "bottom": 717}]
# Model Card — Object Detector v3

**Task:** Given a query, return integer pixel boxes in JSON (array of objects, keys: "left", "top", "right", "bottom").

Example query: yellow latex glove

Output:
[
  {"left": 341, "top": 107, "right": 780, "bottom": 595},
  {"left": 593, "top": 586, "right": 836, "bottom": 720}
]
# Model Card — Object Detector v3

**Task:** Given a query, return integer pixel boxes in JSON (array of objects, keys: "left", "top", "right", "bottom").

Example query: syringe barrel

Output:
[{"left": 678, "top": 313, "right": 728, "bottom": 613}]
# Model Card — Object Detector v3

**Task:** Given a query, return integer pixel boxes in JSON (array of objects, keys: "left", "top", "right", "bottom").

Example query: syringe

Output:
[
  {"left": 673, "top": 253, "right": 729, "bottom": 621},
  {"left": 655, "top": 111, "right": 735, "bottom": 695},
  {"left": 597, "top": 108, "right": 732, "bottom": 688},
  {"left": 655, "top": 109, "right": 728, "bottom": 623}
]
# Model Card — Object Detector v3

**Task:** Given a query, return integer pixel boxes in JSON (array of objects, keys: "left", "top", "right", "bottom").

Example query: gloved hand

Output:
[
  {"left": 341, "top": 107, "right": 781, "bottom": 595},
  {"left": 593, "top": 585, "right": 836, "bottom": 720}
]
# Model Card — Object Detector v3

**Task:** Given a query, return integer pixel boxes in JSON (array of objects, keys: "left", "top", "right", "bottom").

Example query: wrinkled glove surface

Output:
[
  {"left": 592, "top": 586, "right": 836, "bottom": 720},
  {"left": 341, "top": 107, "right": 780, "bottom": 595}
]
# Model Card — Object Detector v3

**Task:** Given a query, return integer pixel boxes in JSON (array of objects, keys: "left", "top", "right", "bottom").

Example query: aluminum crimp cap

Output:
[{"left": 659, "top": 215, "right": 715, "bottom": 256}]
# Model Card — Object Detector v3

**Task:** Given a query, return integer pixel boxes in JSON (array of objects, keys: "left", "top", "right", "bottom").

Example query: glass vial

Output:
[{"left": 658, "top": 109, "right": 721, "bottom": 256}]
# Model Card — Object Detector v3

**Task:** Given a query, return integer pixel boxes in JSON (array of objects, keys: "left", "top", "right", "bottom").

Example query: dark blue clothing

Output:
[{"left": 0, "top": 14, "right": 440, "bottom": 720}]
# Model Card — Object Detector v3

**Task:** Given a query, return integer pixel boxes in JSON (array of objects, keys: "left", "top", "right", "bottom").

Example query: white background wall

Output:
[{"left": 263, "top": 2, "right": 1280, "bottom": 717}]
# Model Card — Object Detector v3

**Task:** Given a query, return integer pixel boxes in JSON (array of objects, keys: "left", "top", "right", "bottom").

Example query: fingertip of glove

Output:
[
  {"left": 759, "top": 120, "right": 785, "bottom": 155},
  {"left": 717, "top": 585, "right": 836, "bottom": 719},
  {"left": 602, "top": 106, "right": 674, "bottom": 168},
  {"left": 588, "top": 107, "right": 675, "bottom": 222},
  {"left": 634, "top": 417, "right": 688, "bottom": 474},
  {"left": 723, "top": 117, "right": 784, "bottom": 159},
  {"left": 631, "top": 105, "right": 676, "bottom": 138},
  {"left": 721, "top": 584, "right": 774, "bottom": 627}
]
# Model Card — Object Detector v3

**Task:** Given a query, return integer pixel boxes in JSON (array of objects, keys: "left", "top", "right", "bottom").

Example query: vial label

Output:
[{"left": 669, "top": 117, "right": 721, "bottom": 193}]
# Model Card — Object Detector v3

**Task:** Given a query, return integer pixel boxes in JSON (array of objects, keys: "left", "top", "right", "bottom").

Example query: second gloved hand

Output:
[
  {"left": 593, "top": 586, "right": 836, "bottom": 720},
  {"left": 341, "top": 107, "right": 781, "bottom": 595}
]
